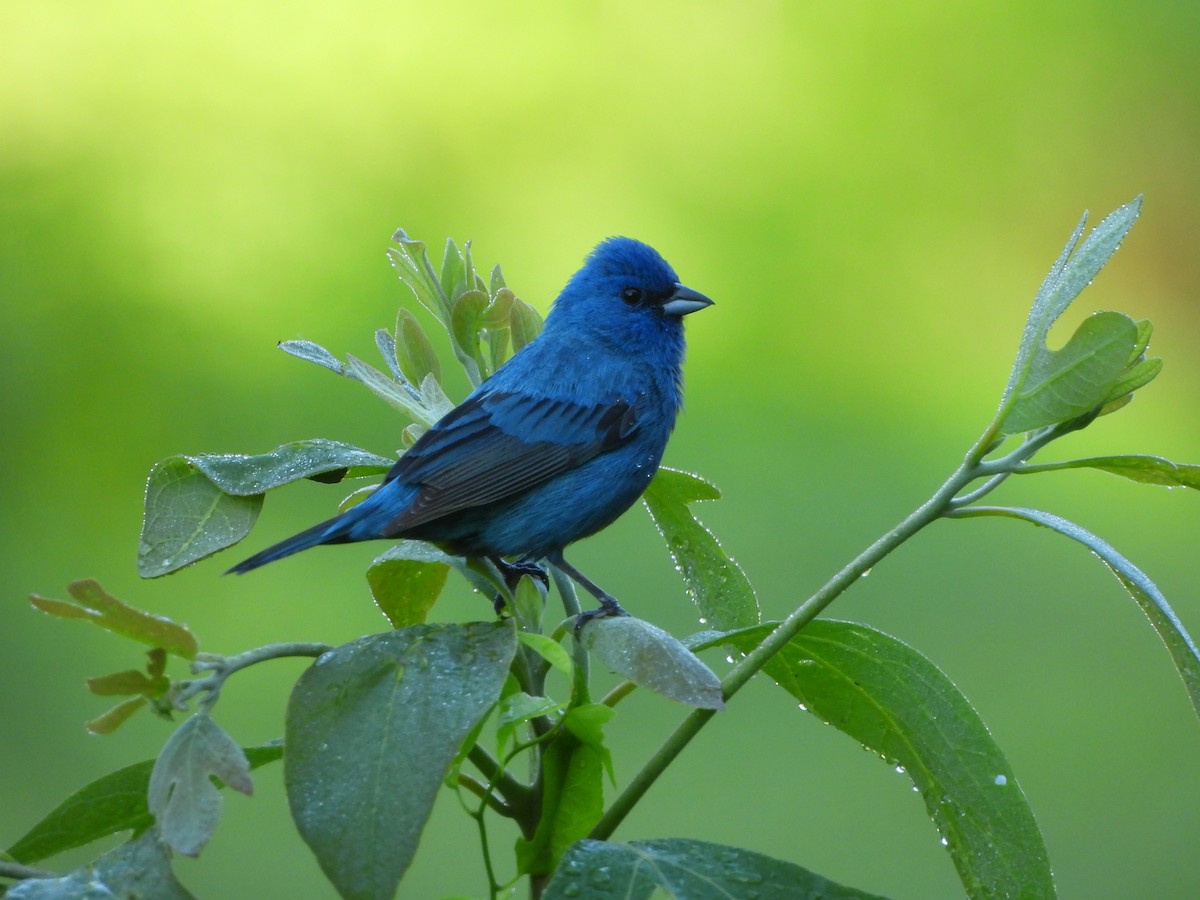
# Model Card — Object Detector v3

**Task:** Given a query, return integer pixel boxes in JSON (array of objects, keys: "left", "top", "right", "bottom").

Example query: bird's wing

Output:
[{"left": 380, "top": 389, "right": 640, "bottom": 533}]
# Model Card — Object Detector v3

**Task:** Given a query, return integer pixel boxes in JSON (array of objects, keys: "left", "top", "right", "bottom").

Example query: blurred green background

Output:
[{"left": 3, "top": 3, "right": 1198, "bottom": 897}]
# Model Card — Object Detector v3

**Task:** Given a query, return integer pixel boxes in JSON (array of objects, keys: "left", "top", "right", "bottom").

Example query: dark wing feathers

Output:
[{"left": 380, "top": 390, "right": 638, "bottom": 534}]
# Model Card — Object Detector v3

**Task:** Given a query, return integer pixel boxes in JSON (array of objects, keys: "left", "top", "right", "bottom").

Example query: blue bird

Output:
[{"left": 228, "top": 237, "right": 713, "bottom": 621}]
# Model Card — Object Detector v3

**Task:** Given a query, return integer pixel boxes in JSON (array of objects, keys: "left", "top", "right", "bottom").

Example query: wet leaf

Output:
[
  {"left": 544, "top": 837, "right": 888, "bottom": 899},
  {"left": 579, "top": 616, "right": 724, "bottom": 710},
  {"left": 643, "top": 467, "right": 760, "bottom": 630},
  {"left": 6, "top": 832, "right": 195, "bottom": 900},
  {"left": 704, "top": 620, "right": 1052, "bottom": 899},
  {"left": 285, "top": 623, "right": 516, "bottom": 900},
  {"left": 956, "top": 506, "right": 1200, "bottom": 722}
]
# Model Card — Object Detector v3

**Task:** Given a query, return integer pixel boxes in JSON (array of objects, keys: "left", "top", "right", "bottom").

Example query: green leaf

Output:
[
  {"left": 345, "top": 354, "right": 440, "bottom": 426},
  {"left": 138, "top": 457, "right": 263, "bottom": 577},
  {"left": 643, "top": 467, "right": 760, "bottom": 630},
  {"left": 450, "top": 289, "right": 488, "bottom": 380},
  {"left": 561, "top": 703, "right": 615, "bottom": 748},
  {"left": 6, "top": 747, "right": 281, "bottom": 866},
  {"left": 285, "top": 623, "right": 517, "bottom": 900},
  {"left": 509, "top": 298, "right": 543, "bottom": 352},
  {"left": 6, "top": 832, "right": 195, "bottom": 900},
  {"left": 366, "top": 541, "right": 451, "bottom": 628},
  {"left": 419, "top": 371, "right": 456, "bottom": 419},
  {"left": 1000, "top": 311, "right": 1139, "bottom": 434},
  {"left": 480, "top": 289, "right": 515, "bottom": 377},
  {"left": 373, "top": 328, "right": 406, "bottom": 381},
  {"left": 394, "top": 309, "right": 442, "bottom": 386},
  {"left": 439, "top": 237, "right": 467, "bottom": 301},
  {"left": 138, "top": 441, "right": 392, "bottom": 577},
  {"left": 579, "top": 616, "right": 724, "bottom": 710},
  {"left": 543, "top": 838, "right": 888, "bottom": 900},
  {"left": 86, "top": 669, "right": 166, "bottom": 698},
  {"left": 516, "top": 735, "right": 606, "bottom": 877},
  {"left": 489, "top": 263, "right": 506, "bottom": 294},
  {"left": 496, "top": 691, "right": 562, "bottom": 753},
  {"left": 518, "top": 632, "right": 573, "bottom": 677},
  {"left": 278, "top": 338, "right": 346, "bottom": 374},
  {"left": 389, "top": 228, "right": 452, "bottom": 324},
  {"left": 716, "top": 620, "right": 1053, "bottom": 900},
  {"left": 29, "top": 580, "right": 198, "bottom": 659},
  {"left": 1099, "top": 355, "right": 1162, "bottom": 412},
  {"left": 481, "top": 288, "right": 514, "bottom": 328},
  {"left": 1019, "top": 454, "right": 1200, "bottom": 489},
  {"left": 148, "top": 714, "right": 253, "bottom": 858},
  {"left": 511, "top": 573, "right": 547, "bottom": 634},
  {"left": 561, "top": 704, "right": 616, "bottom": 784},
  {"left": 85, "top": 697, "right": 148, "bottom": 735},
  {"left": 1001, "top": 196, "right": 1142, "bottom": 422},
  {"left": 954, "top": 506, "right": 1200, "bottom": 722},
  {"left": 189, "top": 439, "right": 394, "bottom": 495}
]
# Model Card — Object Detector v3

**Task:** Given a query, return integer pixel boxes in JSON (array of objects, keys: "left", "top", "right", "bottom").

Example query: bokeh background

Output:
[{"left": 3, "top": 3, "right": 1198, "bottom": 898}]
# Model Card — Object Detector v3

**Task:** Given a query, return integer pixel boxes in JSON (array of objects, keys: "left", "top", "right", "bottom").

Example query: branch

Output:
[
  {"left": 173, "top": 641, "right": 334, "bottom": 711},
  {"left": 590, "top": 422, "right": 1004, "bottom": 840}
]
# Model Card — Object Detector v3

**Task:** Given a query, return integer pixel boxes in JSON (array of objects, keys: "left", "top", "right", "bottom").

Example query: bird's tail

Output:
[{"left": 226, "top": 514, "right": 354, "bottom": 575}]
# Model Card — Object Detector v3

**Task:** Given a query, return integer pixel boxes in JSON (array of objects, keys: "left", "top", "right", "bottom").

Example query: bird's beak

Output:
[{"left": 661, "top": 283, "right": 715, "bottom": 317}]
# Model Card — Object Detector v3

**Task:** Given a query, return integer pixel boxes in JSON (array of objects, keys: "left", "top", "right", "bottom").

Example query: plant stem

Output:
[
  {"left": 467, "top": 744, "right": 533, "bottom": 826},
  {"left": 0, "top": 861, "right": 56, "bottom": 881},
  {"left": 590, "top": 423, "right": 1003, "bottom": 840},
  {"left": 173, "top": 641, "right": 333, "bottom": 711}
]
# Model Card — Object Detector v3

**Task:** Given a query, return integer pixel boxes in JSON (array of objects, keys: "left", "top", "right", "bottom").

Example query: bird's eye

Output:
[{"left": 620, "top": 287, "right": 644, "bottom": 306}]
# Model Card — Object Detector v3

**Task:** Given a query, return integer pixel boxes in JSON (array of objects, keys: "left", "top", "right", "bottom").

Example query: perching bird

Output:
[{"left": 228, "top": 237, "right": 713, "bottom": 621}]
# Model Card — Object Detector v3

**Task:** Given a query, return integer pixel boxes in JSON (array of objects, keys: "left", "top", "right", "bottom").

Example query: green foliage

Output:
[
  {"left": 543, "top": 838, "right": 888, "bottom": 899},
  {"left": 148, "top": 714, "right": 253, "bottom": 858},
  {"left": 642, "top": 468, "right": 760, "bottom": 630},
  {"left": 579, "top": 616, "right": 724, "bottom": 710},
  {"left": 5, "top": 832, "right": 195, "bottom": 900},
  {"left": 138, "top": 440, "right": 392, "bottom": 577},
  {"left": 30, "top": 580, "right": 197, "bottom": 659},
  {"left": 5, "top": 747, "right": 281, "bottom": 866},
  {"left": 710, "top": 621, "right": 1052, "bottom": 899},
  {"left": 285, "top": 624, "right": 517, "bottom": 899},
  {"left": 9, "top": 209, "right": 1200, "bottom": 900}
]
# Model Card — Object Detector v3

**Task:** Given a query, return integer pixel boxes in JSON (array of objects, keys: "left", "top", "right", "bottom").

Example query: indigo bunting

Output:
[{"left": 229, "top": 237, "right": 712, "bottom": 620}]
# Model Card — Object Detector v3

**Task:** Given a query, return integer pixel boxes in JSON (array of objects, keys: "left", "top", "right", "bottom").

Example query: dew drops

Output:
[
  {"left": 940, "top": 836, "right": 949, "bottom": 847},
  {"left": 994, "top": 774, "right": 1007, "bottom": 786}
]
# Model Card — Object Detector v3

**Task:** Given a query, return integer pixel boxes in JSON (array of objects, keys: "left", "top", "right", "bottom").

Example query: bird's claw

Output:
[{"left": 572, "top": 597, "right": 629, "bottom": 635}]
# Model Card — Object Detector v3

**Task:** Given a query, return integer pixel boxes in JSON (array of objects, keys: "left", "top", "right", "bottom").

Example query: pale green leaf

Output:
[
  {"left": 148, "top": 714, "right": 253, "bottom": 858},
  {"left": 580, "top": 616, "right": 724, "bottom": 710},
  {"left": 6, "top": 832, "right": 195, "bottom": 900}
]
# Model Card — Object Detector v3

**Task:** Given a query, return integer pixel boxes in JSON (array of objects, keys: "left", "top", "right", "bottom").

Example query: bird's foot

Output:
[
  {"left": 573, "top": 595, "right": 629, "bottom": 635},
  {"left": 490, "top": 557, "right": 549, "bottom": 614}
]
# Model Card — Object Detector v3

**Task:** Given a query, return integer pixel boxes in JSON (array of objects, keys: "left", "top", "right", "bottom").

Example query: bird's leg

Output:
[
  {"left": 546, "top": 552, "right": 629, "bottom": 630},
  {"left": 488, "top": 556, "right": 550, "bottom": 614}
]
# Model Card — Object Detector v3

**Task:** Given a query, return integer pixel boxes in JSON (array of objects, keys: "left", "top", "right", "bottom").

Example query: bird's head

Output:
[{"left": 550, "top": 238, "right": 714, "bottom": 348}]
